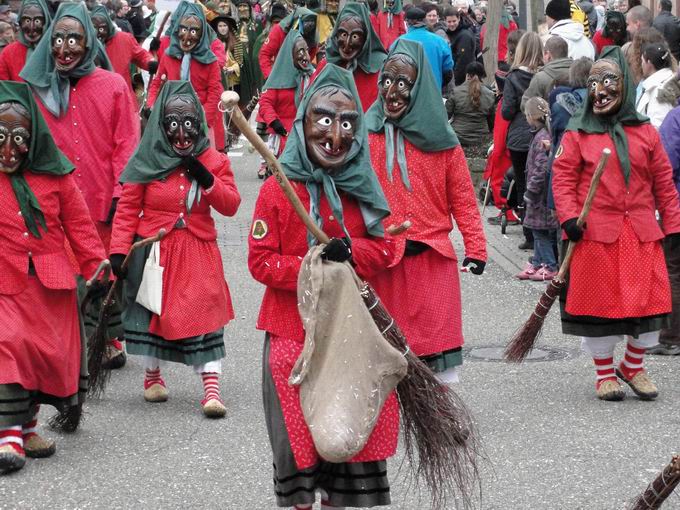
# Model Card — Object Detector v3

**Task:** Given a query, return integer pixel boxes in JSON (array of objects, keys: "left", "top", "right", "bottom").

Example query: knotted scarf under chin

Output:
[
  {"left": 10, "top": 172, "right": 47, "bottom": 238},
  {"left": 385, "top": 122, "right": 410, "bottom": 190}
]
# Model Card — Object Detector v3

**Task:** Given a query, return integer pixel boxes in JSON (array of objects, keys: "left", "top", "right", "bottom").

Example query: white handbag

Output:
[{"left": 135, "top": 241, "right": 164, "bottom": 315}]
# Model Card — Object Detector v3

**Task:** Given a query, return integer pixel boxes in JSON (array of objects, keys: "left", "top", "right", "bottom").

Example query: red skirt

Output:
[
  {"left": 268, "top": 335, "right": 399, "bottom": 470},
  {"left": 370, "top": 249, "right": 463, "bottom": 357},
  {"left": 566, "top": 219, "right": 671, "bottom": 318},
  {"left": 0, "top": 276, "right": 81, "bottom": 397}
]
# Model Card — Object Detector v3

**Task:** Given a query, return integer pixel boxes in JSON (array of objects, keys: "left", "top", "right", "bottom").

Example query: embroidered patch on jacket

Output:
[
  {"left": 252, "top": 219, "right": 268, "bottom": 239},
  {"left": 555, "top": 145, "right": 564, "bottom": 158}
]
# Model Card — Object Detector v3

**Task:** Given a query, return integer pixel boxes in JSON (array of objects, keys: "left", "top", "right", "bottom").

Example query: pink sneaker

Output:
[
  {"left": 530, "top": 266, "right": 558, "bottom": 281},
  {"left": 516, "top": 262, "right": 539, "bottom": 280}
]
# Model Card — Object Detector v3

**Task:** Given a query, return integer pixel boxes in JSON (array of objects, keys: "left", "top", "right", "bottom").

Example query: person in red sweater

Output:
[
  {"left": 0, "top": 0, "right": 51, "bottom": 81},
  {"left": 592, "top": 10, "right": 627, "bottom": 56},
  {"left": 0, "top": 82, "right": 106, "bottom": 474},
  {"left": 480, "top": 9, "right": 518, "bottom": 63},
  {"left": 552, "top": 47, "right": 680, "bottom": 401},
  {"left": 249, "top": 64, "right": 398, "bottom": 509},
  {"left": 90, "top": 5, "right": 157, "bottom": 93},
  {"left": 313, "top": 2, "right": 386, "bottom": 112},
  {"left": 375, "top": 0, "right": 405, "bottom": 49}
]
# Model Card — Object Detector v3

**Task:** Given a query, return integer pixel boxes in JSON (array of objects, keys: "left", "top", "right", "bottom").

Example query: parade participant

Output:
[
  {"left": 110, "top": 81, "right": 241, "bottom": 417},
  {"left": 20, "top": 2, "right": 140, "bottom": 368},
  {"left": 249, "top": 64, "right": 398, "bottom": 508},
  {"left": 0, "top": 81, "right": 106, "bottom": 474},
  {"left": 313, "top": 2, "right": 386, "bottom": 112},
  {"left": 0, "top": 0, "right": 51, "bottom": 81},
  {"left": 366, "top": 39, "right": 487, "bottom": 383},
  {"left": 252, "top": 2, "right": 287, "bottom": 87},
  {"left": 258, "top": 5, "right": 317, "bottom": 79},
  {"left": 210, "top": 13, "right": 241, "bottom": 149},
  {"left": 90, "top": 5, "right": 157, "bottom": 93},
  {"left": 148, "top": 1, "right": 222, "bottom": 135},
  {"left": 592, "top": 10, "right": 627, "bottom": 56},
  {"left": 375, "top": 0, "right": 405, "bottom": 49},
  {"left": 315, "top": 0, "right": 338, "bottom": 45},
  {"left": 552, "top": 46, "right": 680, "bottom": 401},
  {"left": 480, "top": 7, "right": 518, "bottom": 64},
  {"left": 258, "top": 29, "right": 313, "bottom": 158}
]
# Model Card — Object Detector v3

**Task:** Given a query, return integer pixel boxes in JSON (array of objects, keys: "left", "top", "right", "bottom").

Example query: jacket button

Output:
[
  {"left": 180, "top": 173, "right": 184, "bottom": 177},
  {"left": 180, "top": 185, "right": 185, "bottom": 190},
  {"left": 17, "top": 211, "right": 21, "bottom": 216},
  {"left": 22, "top": 232, "right": 28, "bottom": 237},
  {"left": 27, "top": 251, "right": 32, "bottom": 257},
  {"left": 179, "top": 213, "right": 184, "bottom": 218},
  {"left": 329, "top": 215, "right": 334, "bottom": 221}
]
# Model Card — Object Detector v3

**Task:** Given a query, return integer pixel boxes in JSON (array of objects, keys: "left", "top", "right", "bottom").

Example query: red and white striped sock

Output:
[
  {"left": 293, "top": 505, "right": 312, "bottom": 510},
  {"left": 144, "top": 368, "right": 166, "bottom": 390},
  {"left": 109, "top": 338, "right": 124, "bottom": 351},
  {"left": 22, "top": 406, "right": 39, "bottom": 441},
  {"left": 619, "top": 341, "right": 646, "bottom": 380},
  {"left": 0, "top": 426, "right": 24, "bottom": 455},
  {"left": 593, "top": 356, "right": 617, "bottom": 389},
  {"left": 201, "top": 372, "right": 221, "bottom": 404}
]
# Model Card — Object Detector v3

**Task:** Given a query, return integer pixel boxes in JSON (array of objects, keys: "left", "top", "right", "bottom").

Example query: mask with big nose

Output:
[
  {"left": 587, "top": 59, "right": 623, "bottom": 116},
  {"left": 177, "top": 15, "right": 202, "bottom": 53},
  {"left": 20, "top": 4, "right": 46, "bottom": 47},
  {"left": 379, "top": 53, "right": 417, "bottom": 121},
  {"left": 334, "top": 15, "right": 366, "bottom": 66},
  {"left": 0, "top": 102, "right": 31, "bottom": 175},
  {"left": 51, "top": 16, "right": 86, "bottom": 74},
  {"left": 91, "top": 16, "right": 110, "bottom": 43},
  {"left": 164, "top": 96, "right": 202, "bottom": 157}
]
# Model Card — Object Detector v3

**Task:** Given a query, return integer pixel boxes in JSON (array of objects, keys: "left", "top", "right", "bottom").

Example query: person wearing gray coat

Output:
[{"left": 521, "top": 36, "right": 573, "bottom": 110}]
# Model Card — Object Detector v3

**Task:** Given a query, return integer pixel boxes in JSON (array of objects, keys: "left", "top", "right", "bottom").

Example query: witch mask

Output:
[
  {"left": 164, "top": 96, "right": 202, "bottom": 156},
  {"left": 0, "top": 102, "right": 31, "bottom": 174},
  {"left": 379, "top": 53, "right": 416, "bottom": 121},
  {"left": 335, "top": 15, "right": 366, "bottom": 65},
  {"left": 293, "top": 37, "right": 311, "bottom": 70},
  {"left": 51, "top": 16, "right": 86, "bottom": 74},
  {"left": 587, "top": 59, "right": 623, "bottom": 117},
  {"left": 91, "top": 16, "right": 110, "bottom": 43},
  {"left": 20, "top": 4, "right": 46, "bottom": 47},
  {"left": 304, "top": 86, "right": 359, "bottom": 173},
  {"left": 178, "top": 15, "right": 202, "bottom": 53}
]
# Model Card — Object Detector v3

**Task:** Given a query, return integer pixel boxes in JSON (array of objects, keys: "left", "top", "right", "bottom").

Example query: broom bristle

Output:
[
  {"left": 86, "top": 295, "right": 115, "bottom": 398},
  {"left": 47, "top": 404, "right": 82, "bottom": 433}
]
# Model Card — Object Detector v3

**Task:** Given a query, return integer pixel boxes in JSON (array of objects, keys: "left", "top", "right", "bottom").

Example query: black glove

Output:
[
  {"left": 147, "top": 60, "right": 159, "bottom": 76},
  {"left": 105, "top": 197, "right": 119, "bottom": 225},
  {"left": 562, "top": 218, "right": 585, "bottom": 242},
  {"left": 149, "top": 37, "right": 161, "bottom": 51},
  {"left": 667, "top": 232, "right": 680, "bottom": 251},
  {"left": 320, "top": 237, "right": 352, "bottom": 263},
  {"left": 462, "top": 257, "right": 486, "bottom": 275},
  {"left": 182, "top": 156, "right": 215, "bottom": 189},
  {"left": 109, "top": 253, "right": 127, "bottom": 279},
  {"left": 404, "top": 239, "right": 430, "bottom": 257},
  {"left": 269, "top": 119, "right": 287, "bottom": 137},
  {"left": 141, "top": 106, "right": 151, "bottom": 120},
  {"left": 84, "top": 280, "right": 108, "bottom": 302}
]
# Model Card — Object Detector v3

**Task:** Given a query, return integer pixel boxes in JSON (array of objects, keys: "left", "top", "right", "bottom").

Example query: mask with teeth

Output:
[
  {"left": 379, "top": 53, "right": 417, "bottom": 121},
  {"left": 177, "top": 15, "right": 202, "bottom": 53},
  {"left": 587, "top": 59, "right": 623, "bottom": 117},
  {"left": 164, "top": 96, "right": 202, "bottom": 156},
  {"left": 0, "top": 102, "right": 31, "bottom": 174},
  {"left": 20, "top": 4, "right": 46, "bottom": 47},
  {"left": 91, "top": 15, "right": 110, "bottom": 43},
  {"left": 51, "top": 16, "right": 86, "bottom": 74},
  {"left": 334, "top": 15, "right": 366, "bottom": 66},
  {"left": 293, "top": 37, "right": 310, "bottom": 70},
  {"left": 304, "top": 86, "right": 359, "bottom": 174}
]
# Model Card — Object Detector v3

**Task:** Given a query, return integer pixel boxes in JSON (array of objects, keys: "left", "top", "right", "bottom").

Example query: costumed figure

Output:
[
  {"left": 252, "top": 2, "right": 288, "bottom": 89},
  {"left": 259, "top": 28, "right": 313, "bottom": 160},
  {"left": 20, "top": 2, "right": 140, "bottom": 369},
  {"left": 0, "top": 0, "right": 51, "bottom": 81},
  {"left": 0, "top": 81, "right": 106, "bottom": 474},
  {"left": 315, "top": 0, "right": 338, "bottom": 46},
  {"left": 248, "top": 64, "right": 400, "bottom": 508},
  {"left": 90, "top": 5, "right": 158, "bottom": 94},
  {"left": 366, "top": 39, "right": 487, "bottom": 383},
  {"left": 110, "top": 81, "right": 241, "bottom": 417},
  {"left": 552, "top": 46, "right": 680, "bottom": 401},
  {"left": 374, "top": 0, "right": 405, "bottom": 50},
  {"left": 234, "top": 0, "right": 263, "bottom": 109},
  {"left": 314, "top": 2, "right": 386, "bottom": 112}
]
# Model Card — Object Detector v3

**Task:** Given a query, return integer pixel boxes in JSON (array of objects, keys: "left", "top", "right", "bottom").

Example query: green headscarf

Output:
[
  {"left": 566, "top": 46, "right": 648, "bottom": 184},
  {"left": 263, "top": 29, "right": 314, "bottom": 106},
  {"left": 20, "top": 2, "right": 106, "bottom": 117},
  {"left": 280, "top": 63, "right": 390, "bottom": 244},
  {"left": 365, "top": 39, "right": 459, "bottom": 190},
  {"left": 89, "top": 4, "right": 116, "bottom": 43},
  {"left": 500, "top": 10, "right": 513, "bottom": 29},
  {"left": 120, "top": 81, "right": 210, "bottom": 211},
  {"left": 0, "top": 81, "right": 74, "bottom": 238},
  {"left": 382, "top": 0, "right": 402, "bottom": 14},
  {"left": 325, "top": 2, "right": 386, "bottom": 74},
  {"left": 279, "top": 6, "right": 317, "bottom": 37},
  {"left": 17, "top": 0, "right": 51, "bottom": 50},
  {"left": 166, "top": 1, "right": 217, "bottom": 65}
]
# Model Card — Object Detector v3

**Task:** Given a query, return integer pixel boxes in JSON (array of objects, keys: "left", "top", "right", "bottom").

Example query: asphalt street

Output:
[{"left": 1, "top": 145, "right": 679, "bottom": 510}]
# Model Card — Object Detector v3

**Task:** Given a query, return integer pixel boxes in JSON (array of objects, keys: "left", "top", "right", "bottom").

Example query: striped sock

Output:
[
  {"left": 201, "top": 372, "right": 221, "bottom": 404},
  {"left": 22, "top": 406, "right": 39, "bottom": 441},
  {"left": 0, "top": 426, "right": 24, "bottom": 455},
  {"left": 593, "top": 356, "right": 617, "bottom": 389},
  {"left": 620, "top": 341, "right": 646, "bottom": 380},
  {"left": 144, "top": 368, "right": 165, "bottom": 390}
]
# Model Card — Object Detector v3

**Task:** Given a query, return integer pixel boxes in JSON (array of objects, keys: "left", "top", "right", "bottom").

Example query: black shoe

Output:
[
  {"left": 488, "top": 215, "right": 520, "bottom": 226},
  {"left": 518, "top": 240, "right": 534, "bottom": 250}
]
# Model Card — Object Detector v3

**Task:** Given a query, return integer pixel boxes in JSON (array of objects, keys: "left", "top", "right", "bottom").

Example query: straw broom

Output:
[
  {"left": 629, "top": 456, "right": 680, "bottom": 509},
  {"left": 504, "top": 148, "right": 610, "bottom": 362},
  {"left": 220, "top": 91, "right": 481, "bottom": 509}
]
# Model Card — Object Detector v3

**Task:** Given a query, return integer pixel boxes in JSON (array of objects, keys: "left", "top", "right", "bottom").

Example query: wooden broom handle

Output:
[{"left": 556, "top": 148, "right": 610, "bottom": 280}]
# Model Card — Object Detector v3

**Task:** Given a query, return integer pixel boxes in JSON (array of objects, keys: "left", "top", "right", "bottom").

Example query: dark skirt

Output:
[{"left": 261, "top": 334, "right": 391, "bottom": 508}]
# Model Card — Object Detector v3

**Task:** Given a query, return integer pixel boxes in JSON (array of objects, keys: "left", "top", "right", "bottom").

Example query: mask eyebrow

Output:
[
  {"left": 339, "top": 111, "right": 359, "bottom": 121},
  {"left": 53, "top": 31, "right": 84, "bottom": 40},
  {"left": 312, "top": 106, "right": 336, "bottom": 117}
]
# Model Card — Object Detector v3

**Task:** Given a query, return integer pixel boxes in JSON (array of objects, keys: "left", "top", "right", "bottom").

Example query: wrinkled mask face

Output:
[
  {"left": 91, "top": 16, "right": 110, "bottom": 43},
  {"left": 237, "top": 3, "right": 250, "bottom": 20},
  {"left": 334, "top": 16, "right": 366, "bottom": 64},
  {"left": 301, "top": 16, "right": 316, "bottom": 44},
  {"left": 178, "top": 15, "right": 202, "bottom": 53},
  {"left": 379, "top": 54, "right": 417, "bottom": 121},
  {"left": 326, "top": 0, "right": 339, "bottom": 14},
  {"left": 385, "top": 0, "right": 395, "bottom": 9},
  {"left": 304, "top": 88, "right": 359, "bottom": 173},
  {"left": 51, "top": 17, "right": 87, "bottom": 74},
  {"left": 587, "top": 60, "right": 623, "bottom": 116},
  {"left": 292, "top": 37, "right": 310, "bottom": 69},
  {"left": 164, "top": 97, "right": 202, "bottom": 156},
  {"left": 607, "top": 18, "right": 625, "bottom": 42},
  {"left": 0, "top": 103, "right": 31, "bottom": 174},
  {"left": 20, "top": 4, "right": 46, "bottom": 46},
  {"left": 216, "top": 20, "right": 229, "bottom": 36}
]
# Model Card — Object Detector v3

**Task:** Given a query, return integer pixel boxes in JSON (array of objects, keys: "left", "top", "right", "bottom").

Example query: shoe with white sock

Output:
[
  {"left": 200, "top": 372, "right": 225, "bottom": 418},
  {"left": 0, "top": 427, "right": 25, "bottom": 474},
  {"left": 596, "top": 379, "right": 625, "bottom": 401},
  {"left": 616, "top": 366, "right": 658, "bottom": 400}
]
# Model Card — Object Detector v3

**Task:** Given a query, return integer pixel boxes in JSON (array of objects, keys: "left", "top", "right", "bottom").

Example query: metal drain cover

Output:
[{"left": 465, "top": 346, "right": 574, "bottom": 362}]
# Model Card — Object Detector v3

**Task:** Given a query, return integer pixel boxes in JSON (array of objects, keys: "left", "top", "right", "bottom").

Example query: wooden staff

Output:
[{"left": 629, "top": 456, "right": 680, "bottom": 509}]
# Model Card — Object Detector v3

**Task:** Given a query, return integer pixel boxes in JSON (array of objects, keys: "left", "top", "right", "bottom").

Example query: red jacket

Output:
[
  {"left": 0, "top": 41, "right": 27, "bottom": 81},
  {"left": 248, "top": 177, "right": 395, "bottom": 341},
  {"left": 259, "top": 23, "right": 318, "bottom": 79},
  {"left": 313, "top": 59, "right": 379, "bottom": 112},
  {"left": 148, "top": 53, "right": 222, "bottom": 128},
  {"left": 480, "top": 20, "right": 518, "bottom": 62},
  {"left": 106, "top": 31, "right": 154, "bottom": 92},
  {"left": 592, "top": 30, "right": 614, "bottom": 56},
  {"left": 0, "top": 172, "right": 105, "bottom": 295},
  {"left": 552, "top": 126, "right": 680, "bottom": 243},
  {"left": 157, "top": 35, "right": 227, "bottom": 68},
  {"left": 110, "top": 148, "right": 241, "bottom": 254},
  {"left": 375, "top": 11, "right": 405, "bottom": 50},
  {"left": 258, "top": 87, "right": 298, "bottom": 153}
]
